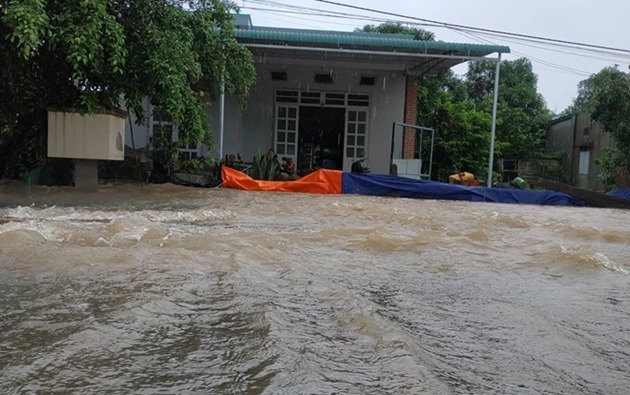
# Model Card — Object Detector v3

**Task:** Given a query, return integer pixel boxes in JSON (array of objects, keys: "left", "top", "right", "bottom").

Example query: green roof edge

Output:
[
  {"left": 549, "top": 113, "right": 578, "bottom": 126},
  {"left": 235, "top": 27, "right": 511, "bottom": 55}
]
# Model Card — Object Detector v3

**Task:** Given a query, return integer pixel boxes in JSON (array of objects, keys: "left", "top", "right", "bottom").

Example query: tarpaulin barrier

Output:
[
  {"left": 606, "top": 188, "right": 630, "bottom": 200},
  {"left": 222, "top": 166, "right": 586, "bottom": 206},
  {"left": 342, "top": 173, "right": 585, "bottom": 206},
  {"left": 221, "top": 166, "right": 342, "bottom": 194}
]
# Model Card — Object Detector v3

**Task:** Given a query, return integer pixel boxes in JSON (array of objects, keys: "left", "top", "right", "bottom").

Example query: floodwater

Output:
[{"left": 1, "top": 182, "right": 629, "bottom": 394}]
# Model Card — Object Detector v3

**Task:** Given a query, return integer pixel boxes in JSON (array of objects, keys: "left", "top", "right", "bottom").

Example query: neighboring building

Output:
[
  {"left": 547, "top": 113, "right": 616, "bottom": 191},
  {"left": 126, "top": 15, "right": 509, "bottom": 174}
]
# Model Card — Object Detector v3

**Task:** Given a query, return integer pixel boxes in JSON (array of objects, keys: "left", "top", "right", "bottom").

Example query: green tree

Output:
[
  {"left": 0, "top": 0, "right": 256, "bottom": 180},
  {"left": 566, "top": 66, "right": 630, "bottom": 187},
  {"left": 466, "top": 58, "right": 552, "bottom": 160},
  {"left": 417, "top": 70, "right": 495, "bottom": 180},
  {"left": 359, "top": 22, "right": 435, "bottom": 41},
  {"left": 363, "top": 23, "right": 552, "bottom": 180},
  {"left": 568, "top": 67, "right": 630, "bottom": 154},
  {"left": 360, "top": 23, "right": 493, "bottom": 180}
]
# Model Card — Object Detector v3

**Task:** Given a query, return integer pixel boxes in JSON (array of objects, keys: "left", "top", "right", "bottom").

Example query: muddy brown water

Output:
[{"left": 1, "top": 182, "right": 629, "bottom": 394}]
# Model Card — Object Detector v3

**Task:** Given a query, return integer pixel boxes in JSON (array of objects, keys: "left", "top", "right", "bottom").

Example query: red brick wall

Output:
[{"left": 403, "top": 75, "right": 417, "bottom": 159}]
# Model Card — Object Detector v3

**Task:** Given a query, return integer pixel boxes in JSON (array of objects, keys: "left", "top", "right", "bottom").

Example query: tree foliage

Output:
[
  {"left": 360, "top": 23, "right": 552, "bottom": 181},
  {"left": 417, "top": 70, "right": 494, "bottom": 179},
  {"left": 566, "top": 66, "right": 630, "bottom": 185},
  {"left": 358, "top": 22, "right": 435, "bottom": 41},
  {"left": 570, "top": 67, "right": 630, "bottom": 157},
  {"left": 0, "top": 0, "right": 256, "bottom": 179},
  {"left": 420, "top": 58, "right": 551, "bottom": 180},
  {"left": 466, "top": 58, "right": 552, "bottom": 160}
]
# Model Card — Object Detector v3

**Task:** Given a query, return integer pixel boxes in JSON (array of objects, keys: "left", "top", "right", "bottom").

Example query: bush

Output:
[{"left": 534, "top": 160, "right": 567, "bottom": 184}]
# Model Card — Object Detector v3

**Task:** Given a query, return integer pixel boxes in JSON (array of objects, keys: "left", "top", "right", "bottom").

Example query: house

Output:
[
  {"left": 546, "top": 113, "right": 616, "bottom": 191},
  {"left": 125, "top": 15, "right": 509, "bottom": 175}
]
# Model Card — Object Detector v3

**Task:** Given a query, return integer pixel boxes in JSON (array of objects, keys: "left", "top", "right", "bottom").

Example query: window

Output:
[
  {"left": 346, "top": 109, "right": 368, "bottom": 160},
  {"left": 347, "top": 94, "right": 370, "bottom": 107},
  {"left": 300, "top": 92, "right": 321, "bottom": 105},
  {"left": 151, "top": 109, "right": 174, "bottom": 142},
  {"left": 578, "top": 150, "right": 590, "bottom": 175},
  {"left": 503, "top": 160, "right": 518, "bottom": 171},
  {"left": 275, "top": 105, "right": 298, "bottom": 160},
  {"left": 275, "top": 90, "right": 370, "bottom": 108},
  {"left": 177, "top": 130, "right": 199, "bottom": 161},
  {"left": 151, "top": 107, "right": 199, "bottom": 161},
  {"left": 276, "top": 90, "right": 299, "bottom": 103},
  {"left": 325, "top": 93, "right": 345, "bottom": 106}
]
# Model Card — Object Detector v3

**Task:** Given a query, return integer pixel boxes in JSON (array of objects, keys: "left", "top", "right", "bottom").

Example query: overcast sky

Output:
[{"left": 240, "top": 0, "right": 630, "bottom": 114}]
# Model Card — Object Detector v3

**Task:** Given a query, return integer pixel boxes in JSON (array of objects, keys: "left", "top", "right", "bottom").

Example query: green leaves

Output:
[
  {"left": 2, "top": 0, "right": 50, "bottom": 59},
  {"left": 417, "top": 73, "right": 494, "bottom": 179},
  {"left": 566, "top": 66, "right": 630, "bottom": 176},
  {"left": 467, "top": 58, "right": 551, "bottom": 160},
  {"left": 251, "top": 153, "right": 279, "bottom": 181},
  {"left": 584, "top": 67, "right": 630, "bottom": 170},
  {"left": 0, "top": 0, "right": 255, "bottom": 180},
  {"left": 359, "top": 24, "right": 551, "bottom": 180},
  {"left": 416, "top": 58, "right": 552, "bottom": 181},
  {"left": 359, "top": 22, "right": 435, "bottom": 41}
]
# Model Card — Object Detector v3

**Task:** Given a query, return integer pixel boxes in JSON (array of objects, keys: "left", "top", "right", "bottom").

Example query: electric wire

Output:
[
  {"left": 313, "top": 0, "right": 630, "bottom": 55},
  {"left": 241, "top": 0, "right": 626, "bottom": 77},
  {"left": 243, "top": 1, "right": 630, "bottom": 62},
  {"left": 241, "top": 6, "right": 390, "bottom": 27},
  {"left": 455, "top": 30, "right": 593, "bottom": 76}
]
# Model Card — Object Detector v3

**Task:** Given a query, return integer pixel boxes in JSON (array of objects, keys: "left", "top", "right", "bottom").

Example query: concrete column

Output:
[
  {"left": 74, "top": 159, "right": 99, "bottom": 188},
  {"left": 403, "top": 75, "right": 418, "bottom": 159}
]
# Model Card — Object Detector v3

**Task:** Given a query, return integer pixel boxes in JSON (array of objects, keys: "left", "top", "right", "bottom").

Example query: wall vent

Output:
[
  {"left": 271, "top": 71, "right": 287, "bottom": 81},
  {"left": 360, "top": 76, "right": 376, "bottom": 86},
  {"left": 314, "top": 73, "right": 333, "bottom": 84}
]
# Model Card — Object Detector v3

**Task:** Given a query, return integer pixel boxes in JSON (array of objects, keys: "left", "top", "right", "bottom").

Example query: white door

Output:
[
  {"left": 275, "top": 105, "right": 298, "bottom": 162},
  {"left": 343, "top": 109, "right": 368, "bottom": 171}
]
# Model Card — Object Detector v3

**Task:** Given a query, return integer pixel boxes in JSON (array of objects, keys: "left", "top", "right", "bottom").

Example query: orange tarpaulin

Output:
[{"left": 221, "top": 166, "right": 343, "bottom": 194}]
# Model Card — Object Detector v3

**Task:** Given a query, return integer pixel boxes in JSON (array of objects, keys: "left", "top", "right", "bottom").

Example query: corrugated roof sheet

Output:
[
  {"left": 235, "top": 27, "right": 510, "bottom": 55},
  {"left": 549, "top": 113, "right": 577, "bottom": 126}
]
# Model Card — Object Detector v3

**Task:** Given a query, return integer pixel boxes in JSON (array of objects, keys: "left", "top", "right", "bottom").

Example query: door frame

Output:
[
  {"left": 343, "top": 107, "right": 369, "bottom": 172},
  {"left": 274, "top": 90, "right": 370, "bottom": 172},
  {"left": 273, "top": 104, "right": 299, "bottom": 163}
]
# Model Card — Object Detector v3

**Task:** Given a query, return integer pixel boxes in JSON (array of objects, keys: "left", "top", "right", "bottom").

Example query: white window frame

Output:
[
  {"left": 343, "top": 107, "right": 369, "bottom": 171},
  {"left": 274, "top": 104, "right": 299, "bottom": 162},
  {"left": 150, "top": 106, "right": 202, "bottom": 161},
  {"left": 578, "top": 150, "right": 590, "bottom": 175}
]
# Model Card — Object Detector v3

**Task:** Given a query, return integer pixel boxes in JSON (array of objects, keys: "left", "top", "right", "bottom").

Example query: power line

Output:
[
  {"left": 241, "top": 5, "right": 390, "bottom": 26},
  {"left": 243, "top": 0, "right": 626, "bottom": 76},
  {"left": 244, "top": 0, "right": 630, "bottom": 62},
  {"left": 460, "top": 29, "right": 630, "bottom": 61},
  {"left": 467, "top": 31, "right": 630, "bottom": 63},
  {"left": 456, "top": 30, "right": 593, "bottom": 77},
  {"left": 314, "top": 0, "right": 630, "bottom": 55}
]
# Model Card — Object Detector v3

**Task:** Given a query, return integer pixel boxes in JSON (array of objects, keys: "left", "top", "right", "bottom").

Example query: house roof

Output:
[
  {"left": 549, "top": 113, "right": 577, "bottom": 126},
  {"left": 234, "top": 25, "right": 510, "bottom": 76}
]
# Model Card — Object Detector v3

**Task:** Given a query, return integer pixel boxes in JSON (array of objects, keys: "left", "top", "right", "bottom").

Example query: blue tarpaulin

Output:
[
  {"left": 342, "top": 173, "right": 585, "bottom": 206},
  {"left": 606, "top": 189, "right": 630, "bottom": 200}
]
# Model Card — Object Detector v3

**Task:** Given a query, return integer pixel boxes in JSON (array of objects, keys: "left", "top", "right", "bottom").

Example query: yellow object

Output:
[{"left": 449, "top": 172, "right": 476, "bottom": 184}]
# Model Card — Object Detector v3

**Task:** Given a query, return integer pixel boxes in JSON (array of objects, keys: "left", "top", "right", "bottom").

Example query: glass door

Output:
[
  {"left": 275, "top": 105, "right": 299, "bottom": 162},
  {"left": 344, "top": 109, "right": 368, "bottom": 171}
]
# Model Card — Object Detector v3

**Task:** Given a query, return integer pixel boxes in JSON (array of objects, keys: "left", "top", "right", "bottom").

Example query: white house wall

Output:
[
  {"left": 207, "top": 62, "right": 406, "bottom": 174},
  {"left": 123, "top": 63, "right": 407, "bottom": 175}
]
